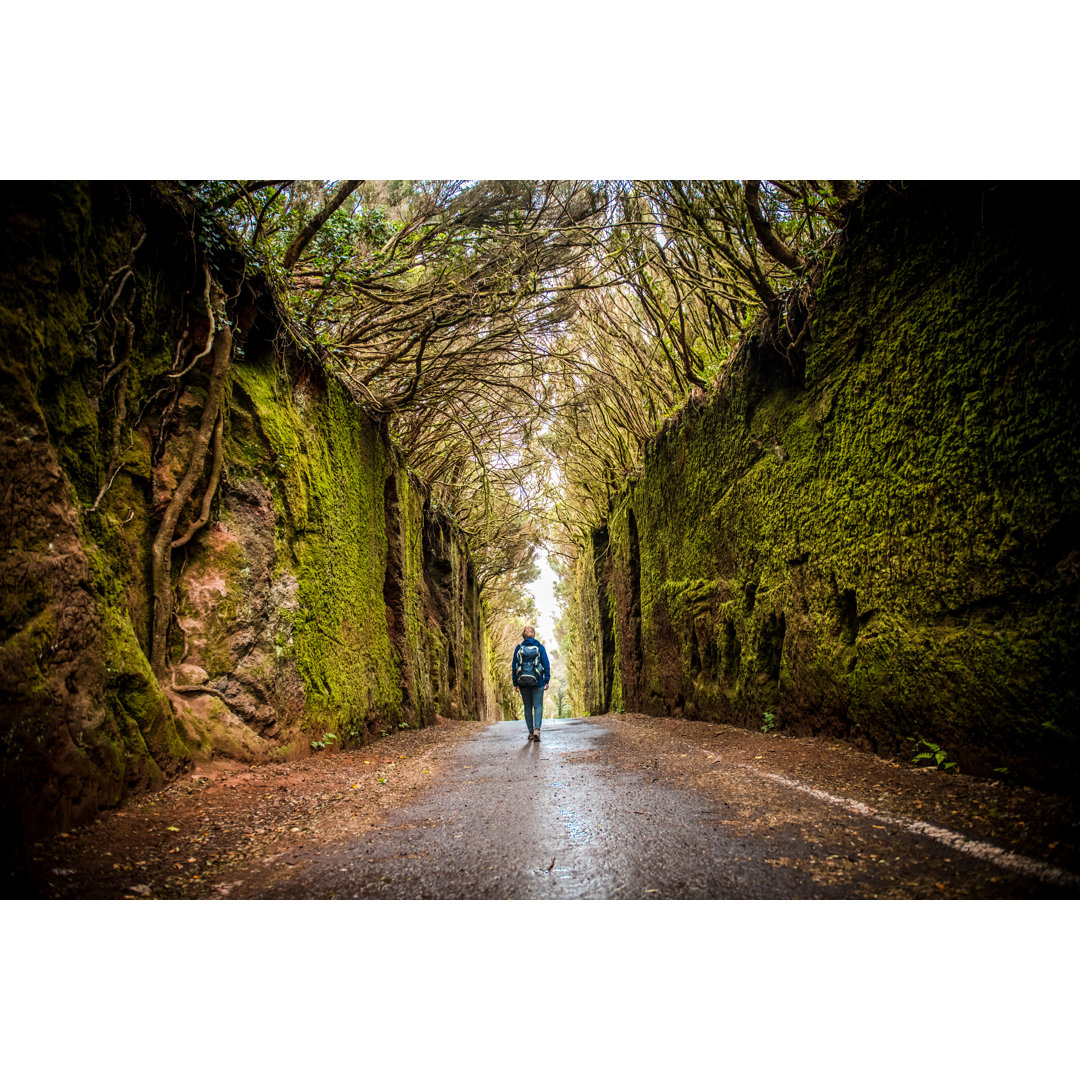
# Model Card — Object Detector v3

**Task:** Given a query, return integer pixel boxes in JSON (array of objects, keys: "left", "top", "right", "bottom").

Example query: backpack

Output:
[{"left": 516, "top": 643, "right": 543, "bottom": 687}]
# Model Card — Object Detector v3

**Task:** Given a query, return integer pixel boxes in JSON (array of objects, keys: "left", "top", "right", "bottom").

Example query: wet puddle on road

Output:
[
  {"left": 548, "top": 780, "right": 592, "bottom": 845},
  {"left": 558, "top": 806, "right": 590, "bottom": 844}
]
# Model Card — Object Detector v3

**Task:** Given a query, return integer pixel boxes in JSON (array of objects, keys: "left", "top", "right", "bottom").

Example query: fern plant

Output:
[{"left": 910, "top": 738, "right": 957, "bottom": 772}]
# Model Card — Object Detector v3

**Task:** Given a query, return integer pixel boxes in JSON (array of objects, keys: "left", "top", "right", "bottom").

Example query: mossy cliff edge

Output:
[
  {"left": 567, "top": 182, "right": 1080, "bottom": 790},
  {"left": 0, "top": 183, "right": 498, "bottom": 849}
]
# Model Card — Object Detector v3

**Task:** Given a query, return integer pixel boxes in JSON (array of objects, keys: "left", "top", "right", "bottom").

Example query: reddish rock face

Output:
[
  {"left": 172, "top": 478, "right": 303, "bottom": 749},
  {"left": 0, "top": 183, "right": 501, "bottom": 852},
  {"left": 0, "top": 409, "right": 176, "bottom": 844}
]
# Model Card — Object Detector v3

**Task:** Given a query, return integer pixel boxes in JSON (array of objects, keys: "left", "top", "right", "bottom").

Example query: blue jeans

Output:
[{"left": 519, "top": 684, "right": 545, "bottom": 732}]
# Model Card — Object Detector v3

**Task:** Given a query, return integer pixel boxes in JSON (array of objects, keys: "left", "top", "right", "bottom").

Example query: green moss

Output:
[
  {"left": 564, "top": 529, "right": 608, "bottom": 716},
  {"left": 1, "top": 182, "right": 503, "bottom": 849},
  {"left": 229, "top": 359, "right": 406, "bottom": 742},
  {"left": 573, "top": 183, "right": 1080, "bottom": 787},
  {"left": 0, "top": 608, "right": 57, "bottom": 701},
  {"left": 101, "top": 601, "right": 186, "bottom": 776},
  {"left": 401, "top": 475, "right": 435, "bottom": 726},
  {"left": 0, "top": 185, "right": 97, "bottom": 424}
]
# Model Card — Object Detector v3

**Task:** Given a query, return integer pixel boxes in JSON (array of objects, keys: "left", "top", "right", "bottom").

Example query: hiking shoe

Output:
[
  {"left": 534, "top": 729, "right": 541, "bottom": 741},
  {"left": 527, "top": 730, "right": 535, "bottom": 741}
]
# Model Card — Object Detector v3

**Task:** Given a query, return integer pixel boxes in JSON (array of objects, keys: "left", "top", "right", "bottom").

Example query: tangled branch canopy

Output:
[{"left": 193, "top": 178, "right": 857, "bottom": 632}]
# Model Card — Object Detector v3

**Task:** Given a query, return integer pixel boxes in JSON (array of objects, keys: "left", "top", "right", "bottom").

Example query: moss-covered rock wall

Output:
[
  {"left": 570, "top": 182, "right": 1080, "bottom": 789},
  {"left": 0, "top": 183, "right": 499, "bottom": 850}
]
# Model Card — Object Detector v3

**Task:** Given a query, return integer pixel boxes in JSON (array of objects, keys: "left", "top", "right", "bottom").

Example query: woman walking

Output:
[{"left": 512, "top": 625, "right": 550, "bottom": 741}]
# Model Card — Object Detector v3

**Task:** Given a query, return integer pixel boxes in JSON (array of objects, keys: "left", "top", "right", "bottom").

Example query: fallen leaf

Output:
[{"left": 166, "top": 826, "right": 180, "bottom": 832}]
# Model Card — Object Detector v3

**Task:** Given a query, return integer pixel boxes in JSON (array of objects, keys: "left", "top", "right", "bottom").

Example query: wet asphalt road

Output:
[
  {"left": 18, "top": 712, "right": 1079, "bottom": 900},
  {"left": 253, "top": 717, "right": 826, "bottom": 899}
]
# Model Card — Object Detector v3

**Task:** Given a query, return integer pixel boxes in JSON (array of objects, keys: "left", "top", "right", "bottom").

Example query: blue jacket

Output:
[{"left": 512, "top": 638, "right": 550, "bottom": 688}]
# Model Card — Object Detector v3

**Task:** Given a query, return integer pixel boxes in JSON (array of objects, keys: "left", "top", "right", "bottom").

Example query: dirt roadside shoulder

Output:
[
  {"left": 6, "top": 719, "right": 493, "bottom": 899},
  {"left": 600, "top": 713, "right": 1080, "bottom": 897}
]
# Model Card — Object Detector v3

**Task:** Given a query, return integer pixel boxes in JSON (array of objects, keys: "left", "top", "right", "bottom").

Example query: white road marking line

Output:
[{"left": 754, "top": 769, "right": 1080, "bottom": 890}]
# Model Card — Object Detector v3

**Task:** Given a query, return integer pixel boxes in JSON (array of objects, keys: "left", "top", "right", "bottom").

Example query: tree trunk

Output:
[
  {"left": 829, "top": 180, "right": 859, "bottom": 206},
  {"left": 282, "top": 180, "right": 362, "bottom": 270},
  {"left": 743, "top": 181, "right": 804, "bottom": 271}
]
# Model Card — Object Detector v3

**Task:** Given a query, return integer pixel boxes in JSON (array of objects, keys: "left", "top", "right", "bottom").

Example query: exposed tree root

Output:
[
  {"left": 168, "top": 674, "right": 232, "bottom": 705},
  {"left": 105, "top": 318, "right": 134, "bottom": 449},
  {"left": 87, "top": 231, "right": 146, "bottom": 331},
  {"left": 170, "top": 410, "right": 223, "bottom": 550},
  {"left": 170, "top": 265, "right": 214, "bottom": 379},
  {"left": 89, "top": 282, "right": 136, "bottom": 512},
  {"left": 150, "top": 283, "right": 232, "bottom": 680},
  {"left": 88, "top": 441, "right": 133, "bottom": 513},
  {"left": 169, "top": 328, "right": 190, "bottom": 373}
]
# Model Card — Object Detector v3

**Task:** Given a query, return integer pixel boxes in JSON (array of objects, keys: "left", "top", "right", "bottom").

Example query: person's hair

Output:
[{"left": 522, "top": 625, "right": 535, "bottom": 639}]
